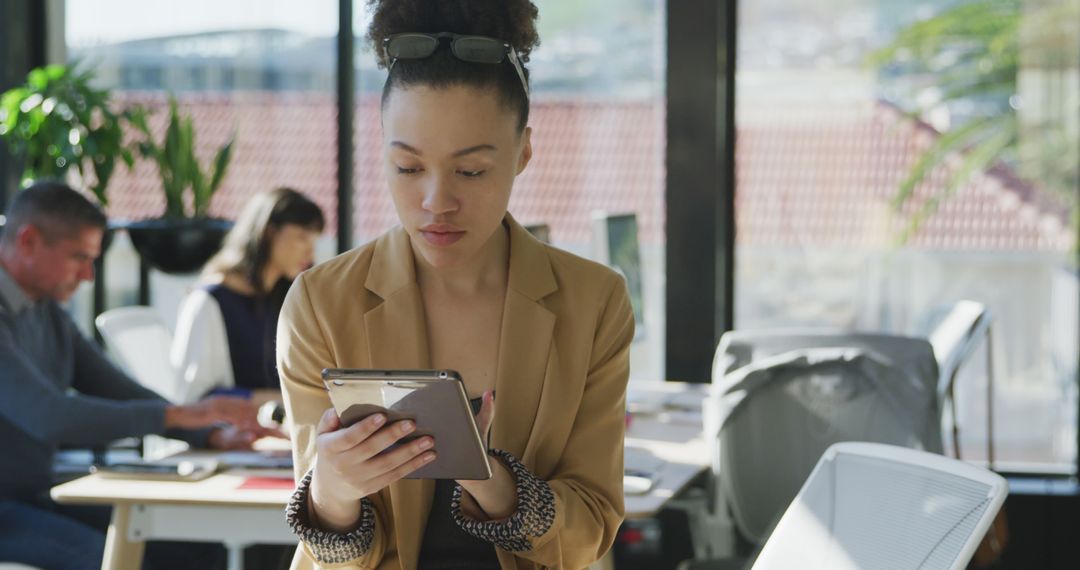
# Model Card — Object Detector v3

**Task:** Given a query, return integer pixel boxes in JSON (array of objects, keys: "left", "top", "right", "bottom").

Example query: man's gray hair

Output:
[{"left": 0, "top": 181, "right": 107, "bottom": 246}]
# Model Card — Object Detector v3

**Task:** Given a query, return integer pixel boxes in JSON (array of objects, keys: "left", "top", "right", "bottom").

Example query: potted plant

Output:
[
  {"left": 0, "top": 63, "right": 137, "bottom": 248},
  {"left": 124, "top": 98, "right": 235, "bottom": 274}
]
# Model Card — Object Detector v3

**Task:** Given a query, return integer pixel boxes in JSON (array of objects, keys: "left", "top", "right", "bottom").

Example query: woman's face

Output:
[
  {"left": 382, "top": 83, "right": 531, "bottom": 269},
  {"left": 268, "top": 223, "right": 320, "bottom": 280}
]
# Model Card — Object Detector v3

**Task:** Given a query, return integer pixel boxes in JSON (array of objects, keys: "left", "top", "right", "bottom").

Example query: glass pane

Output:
[
  {"left": 352, "top": 1, "right": 668, "bottom": 382},
  {"left": 65, "top": 0, "right": 339, "bottom": 330},
  {"left": 735, "top": 0, "right": 1079, "bottom": 471}
]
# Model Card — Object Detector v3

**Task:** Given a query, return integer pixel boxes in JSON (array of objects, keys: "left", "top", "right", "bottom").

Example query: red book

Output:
[{"left": 237, "top": 476, "right": 295, "bottom": 490}]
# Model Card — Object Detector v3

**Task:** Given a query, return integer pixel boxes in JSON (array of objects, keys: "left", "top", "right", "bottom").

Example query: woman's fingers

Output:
[
  {"left": 320, "top": 413, "right": 386, "bottom": 454},
  {"left": 345, "top": 419, "right": 419, "bottom": 463},
  {"left": 476, "top": 390, "right": 496, "bottom": 440},
  {"left": 366, "top": 449, "right": 438, "bottom": 492},
  {"left": 313, "top": 411, "right": 441, "bottom": 499},
  {"left": 315, "top": 408, "right": 341, "bottom": 435},
  {"left": 358, "top": 435, "right": 434, "bottom": 474}
]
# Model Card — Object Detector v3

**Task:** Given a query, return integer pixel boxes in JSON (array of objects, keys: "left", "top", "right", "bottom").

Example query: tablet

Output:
[{"left": 322, "top": 369, "right": 492, "bottom": 480}]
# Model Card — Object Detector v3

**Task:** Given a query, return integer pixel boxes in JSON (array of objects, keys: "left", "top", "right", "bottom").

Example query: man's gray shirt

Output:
[{"left": 0, "top": 266, "right": 207, "bottom": 501}]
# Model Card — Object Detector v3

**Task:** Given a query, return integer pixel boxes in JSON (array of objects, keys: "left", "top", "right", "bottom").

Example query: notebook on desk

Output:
[{"left": 90, "top": 458, "right": 220, "bottom": 482}]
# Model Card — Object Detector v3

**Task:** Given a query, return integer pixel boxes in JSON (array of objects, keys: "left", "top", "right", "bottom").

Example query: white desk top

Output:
[
  {"left": 50, "top": 467, "right": 294, "bottom": 508},
  {"left": 624, "top": 382, "right": 710, "bottom": 519}
]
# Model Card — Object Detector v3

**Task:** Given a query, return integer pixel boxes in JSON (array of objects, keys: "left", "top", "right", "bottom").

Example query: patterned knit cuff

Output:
[
  {"left": 285, "top": 469, "right": 376, "bottom": 565},
  {"left": 451, "top": 448, "right": 556, "bottom": 552}
]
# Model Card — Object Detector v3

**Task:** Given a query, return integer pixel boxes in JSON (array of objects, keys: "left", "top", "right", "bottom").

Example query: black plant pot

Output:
[
  {"left": 102, "top": 223, "right": 118, "bottom": 253},
  {"left": 124, "top": 217, "right": 232, "bottom": 275}
]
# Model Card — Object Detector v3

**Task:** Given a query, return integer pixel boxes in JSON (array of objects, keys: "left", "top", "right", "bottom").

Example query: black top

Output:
[
  {"left": 204, "top": 284, "right": 280, "bottom": 391},
  {"left": 417, "top": 396, "right": 500, "bottom": 569}
]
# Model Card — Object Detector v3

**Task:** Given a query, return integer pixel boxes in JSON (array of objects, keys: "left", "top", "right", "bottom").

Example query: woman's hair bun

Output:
[{"left": 367, "top": 0, "right": 540, "bottom": 68}]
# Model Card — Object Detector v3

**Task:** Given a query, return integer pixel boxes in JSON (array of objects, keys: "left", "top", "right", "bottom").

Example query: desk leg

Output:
[
  {"left": 101, "top": 504, "right": 145, "bottom": 570},
  {"left": 226, "top": 543, "right": 246, "bottom": 570}
]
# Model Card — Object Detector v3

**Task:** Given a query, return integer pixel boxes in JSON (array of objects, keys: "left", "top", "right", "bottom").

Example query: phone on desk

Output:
[
  {"left": 90, "top": 459, "right": 220, "bottom": 482},
  {"left": 322, "top": 368, "right": 492, "bottom": 480}
]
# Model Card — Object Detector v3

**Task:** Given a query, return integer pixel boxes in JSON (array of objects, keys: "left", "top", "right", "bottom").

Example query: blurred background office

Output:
[{"left": 0, "top": 0, "right": 1077, "bottom": 568}]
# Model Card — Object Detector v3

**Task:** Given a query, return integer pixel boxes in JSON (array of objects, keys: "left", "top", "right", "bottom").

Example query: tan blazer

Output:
[{"left": 278, "top": 215, "right": 634, "bottom": 570}]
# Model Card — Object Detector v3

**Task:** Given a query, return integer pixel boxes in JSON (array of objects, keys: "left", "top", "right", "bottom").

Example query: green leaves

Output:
[
  {"left": 132, "top": 97, "right": 235, "bottom": 219},
  {"left": 0, "top": 62, "right": 136, "bottom": 206},
  {"left": 1, "top": 63, "right": 238, "bottom": 217},
  {"left": 871, "top": 0, "right": 1078, "bottom": 256},
  {"left": 867, "top": 0, "right": 1032, "bottom": 245}
]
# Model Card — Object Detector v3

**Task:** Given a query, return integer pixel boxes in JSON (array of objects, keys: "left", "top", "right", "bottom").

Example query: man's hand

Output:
[
  {"left": 208, "top": 425, "right": 288, "bottom": 450},
  {"left": 164, "top": 396, "right": 260, "bottom": 430}
]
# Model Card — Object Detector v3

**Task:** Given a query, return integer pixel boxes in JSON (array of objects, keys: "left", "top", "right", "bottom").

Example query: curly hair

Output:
[
  {"left": 367, "top": 0, "right": 540, "bottom": 67},
  {"left": 367, "top": 0, "right": 540, "bottom": 131}
]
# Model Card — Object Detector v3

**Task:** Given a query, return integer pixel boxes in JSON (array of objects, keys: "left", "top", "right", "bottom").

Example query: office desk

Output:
[
  {"left": 50, "top": 463, "right": 295, "bottom": 570},
  {"left": 52, "top": 383, "right": 710, "bottom": 570},
  {"left": 624, "top": 382, "right": 711, "bottom": 519}
]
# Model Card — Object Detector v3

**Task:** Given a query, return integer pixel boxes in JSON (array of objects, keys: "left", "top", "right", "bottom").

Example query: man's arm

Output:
[
  {"left": 64, "top": 310, "right": 222, "bottom": 447},
  {"left": 0, "top": 322, "right": 167, "bottom": 447}
]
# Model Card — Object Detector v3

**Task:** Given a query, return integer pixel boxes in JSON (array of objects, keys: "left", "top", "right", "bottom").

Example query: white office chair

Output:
[
  {"left": 705, "top": 331, "right": 943, "bottom": 547},
  {"left": 919, "top": 300, "right": 995, "bottom": 466},
  {"left": 95, "top": 306, "right": 184, "bottom": 404},
  {"left": 752, "top": 442, "right": 1007, "bottom": 570}
]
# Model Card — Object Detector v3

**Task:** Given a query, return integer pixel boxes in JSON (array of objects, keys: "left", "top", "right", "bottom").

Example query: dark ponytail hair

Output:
[{"left": 367, "top": 0, "right": 540, "bottom": 132}]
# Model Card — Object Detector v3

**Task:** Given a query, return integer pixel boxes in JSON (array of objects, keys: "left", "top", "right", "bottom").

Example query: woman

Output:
[
  {"left": 172, "top": 187, "right": 325, "bottom": 410},
  {"left": 278, "top": 1, "right": 634, "bottom": 569}
]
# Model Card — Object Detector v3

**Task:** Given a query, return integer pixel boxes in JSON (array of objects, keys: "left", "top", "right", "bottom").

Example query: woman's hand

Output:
[
  {"left": 457, "top": 391, "right": 518, "bottom": 521},
  {"left": 309, "top": 408, "right": 436, "bottom": 532}
]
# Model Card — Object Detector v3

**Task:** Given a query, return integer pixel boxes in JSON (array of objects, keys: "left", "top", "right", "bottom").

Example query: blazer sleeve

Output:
[
  {"left": 519, "top": 272, "right": 635, "bottom": 568},
  {"left": 277, "top": 274, "right": 392, "bottom": 569},
  {"left": 171, "top": 289, "right": 233, "bottom": 403}
]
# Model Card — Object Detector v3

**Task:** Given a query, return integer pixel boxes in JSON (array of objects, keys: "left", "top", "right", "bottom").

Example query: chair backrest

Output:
[
  {"left": 706, "top": 330, "right": 942, "bottom": 543},
  {"left": 752, "top": 442, "right": 1007, "bottom": 570},
  {"left": 95, "top": 306, "right": 182, "bottom": 403},
  {"left": 915, "top": 300, "right": 992, "bottom": 400}
]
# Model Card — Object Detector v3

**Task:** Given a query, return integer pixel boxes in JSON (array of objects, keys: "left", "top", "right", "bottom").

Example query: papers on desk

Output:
[
  {"left": 626, "top": 384, "right": 706, "bottom": 425},
  {"left": 217, "top": 450, "right": 293, "bottom": 470},
  {"left": 663, "top": 390, "right": 708, "bottom": 412}
]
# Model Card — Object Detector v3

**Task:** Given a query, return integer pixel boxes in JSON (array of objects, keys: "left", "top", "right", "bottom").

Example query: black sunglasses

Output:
[{"left": 384, "top": 32, "right": 530, "bottom": 101}]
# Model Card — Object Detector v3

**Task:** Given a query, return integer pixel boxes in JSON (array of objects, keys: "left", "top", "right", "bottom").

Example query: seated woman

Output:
[
  {"left": 172, "top": 187, "right": 325, "bottom": 411},
  {"left": 277, "top": 1, "right": 634, "bottom": 568}
]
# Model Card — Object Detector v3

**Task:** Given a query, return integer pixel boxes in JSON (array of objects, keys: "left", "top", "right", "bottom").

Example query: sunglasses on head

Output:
[{"left": 384, "top": 32, "right": 530, "bottom": 101}]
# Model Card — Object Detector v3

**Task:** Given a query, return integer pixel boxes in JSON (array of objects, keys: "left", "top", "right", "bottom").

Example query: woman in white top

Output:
[{"left": 172, "top": 188, "right": 325, "bottom": 409}]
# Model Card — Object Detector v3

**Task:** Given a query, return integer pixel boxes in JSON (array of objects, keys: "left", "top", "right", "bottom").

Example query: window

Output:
[
  {"left": 351, "top": 0, "right": 668, "bottom": 382},
  {"left": 65, "top": 0, "right": 339, "bottom": 331},
  {"left": 734, "top": 0, "right": 1079, "bottom": 471}
]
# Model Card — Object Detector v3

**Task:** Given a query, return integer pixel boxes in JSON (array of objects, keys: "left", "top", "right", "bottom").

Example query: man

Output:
[{"left": 0, "top": 182, "right": 268, "bottom": 569}]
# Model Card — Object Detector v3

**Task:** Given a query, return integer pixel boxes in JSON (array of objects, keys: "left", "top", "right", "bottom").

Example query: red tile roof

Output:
[
  {"left": 101, "top": 93, "right": 1074, "bottom": 252},
  {"left": 737, "top": 102, "right": 1075, "bottom": 251}
]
